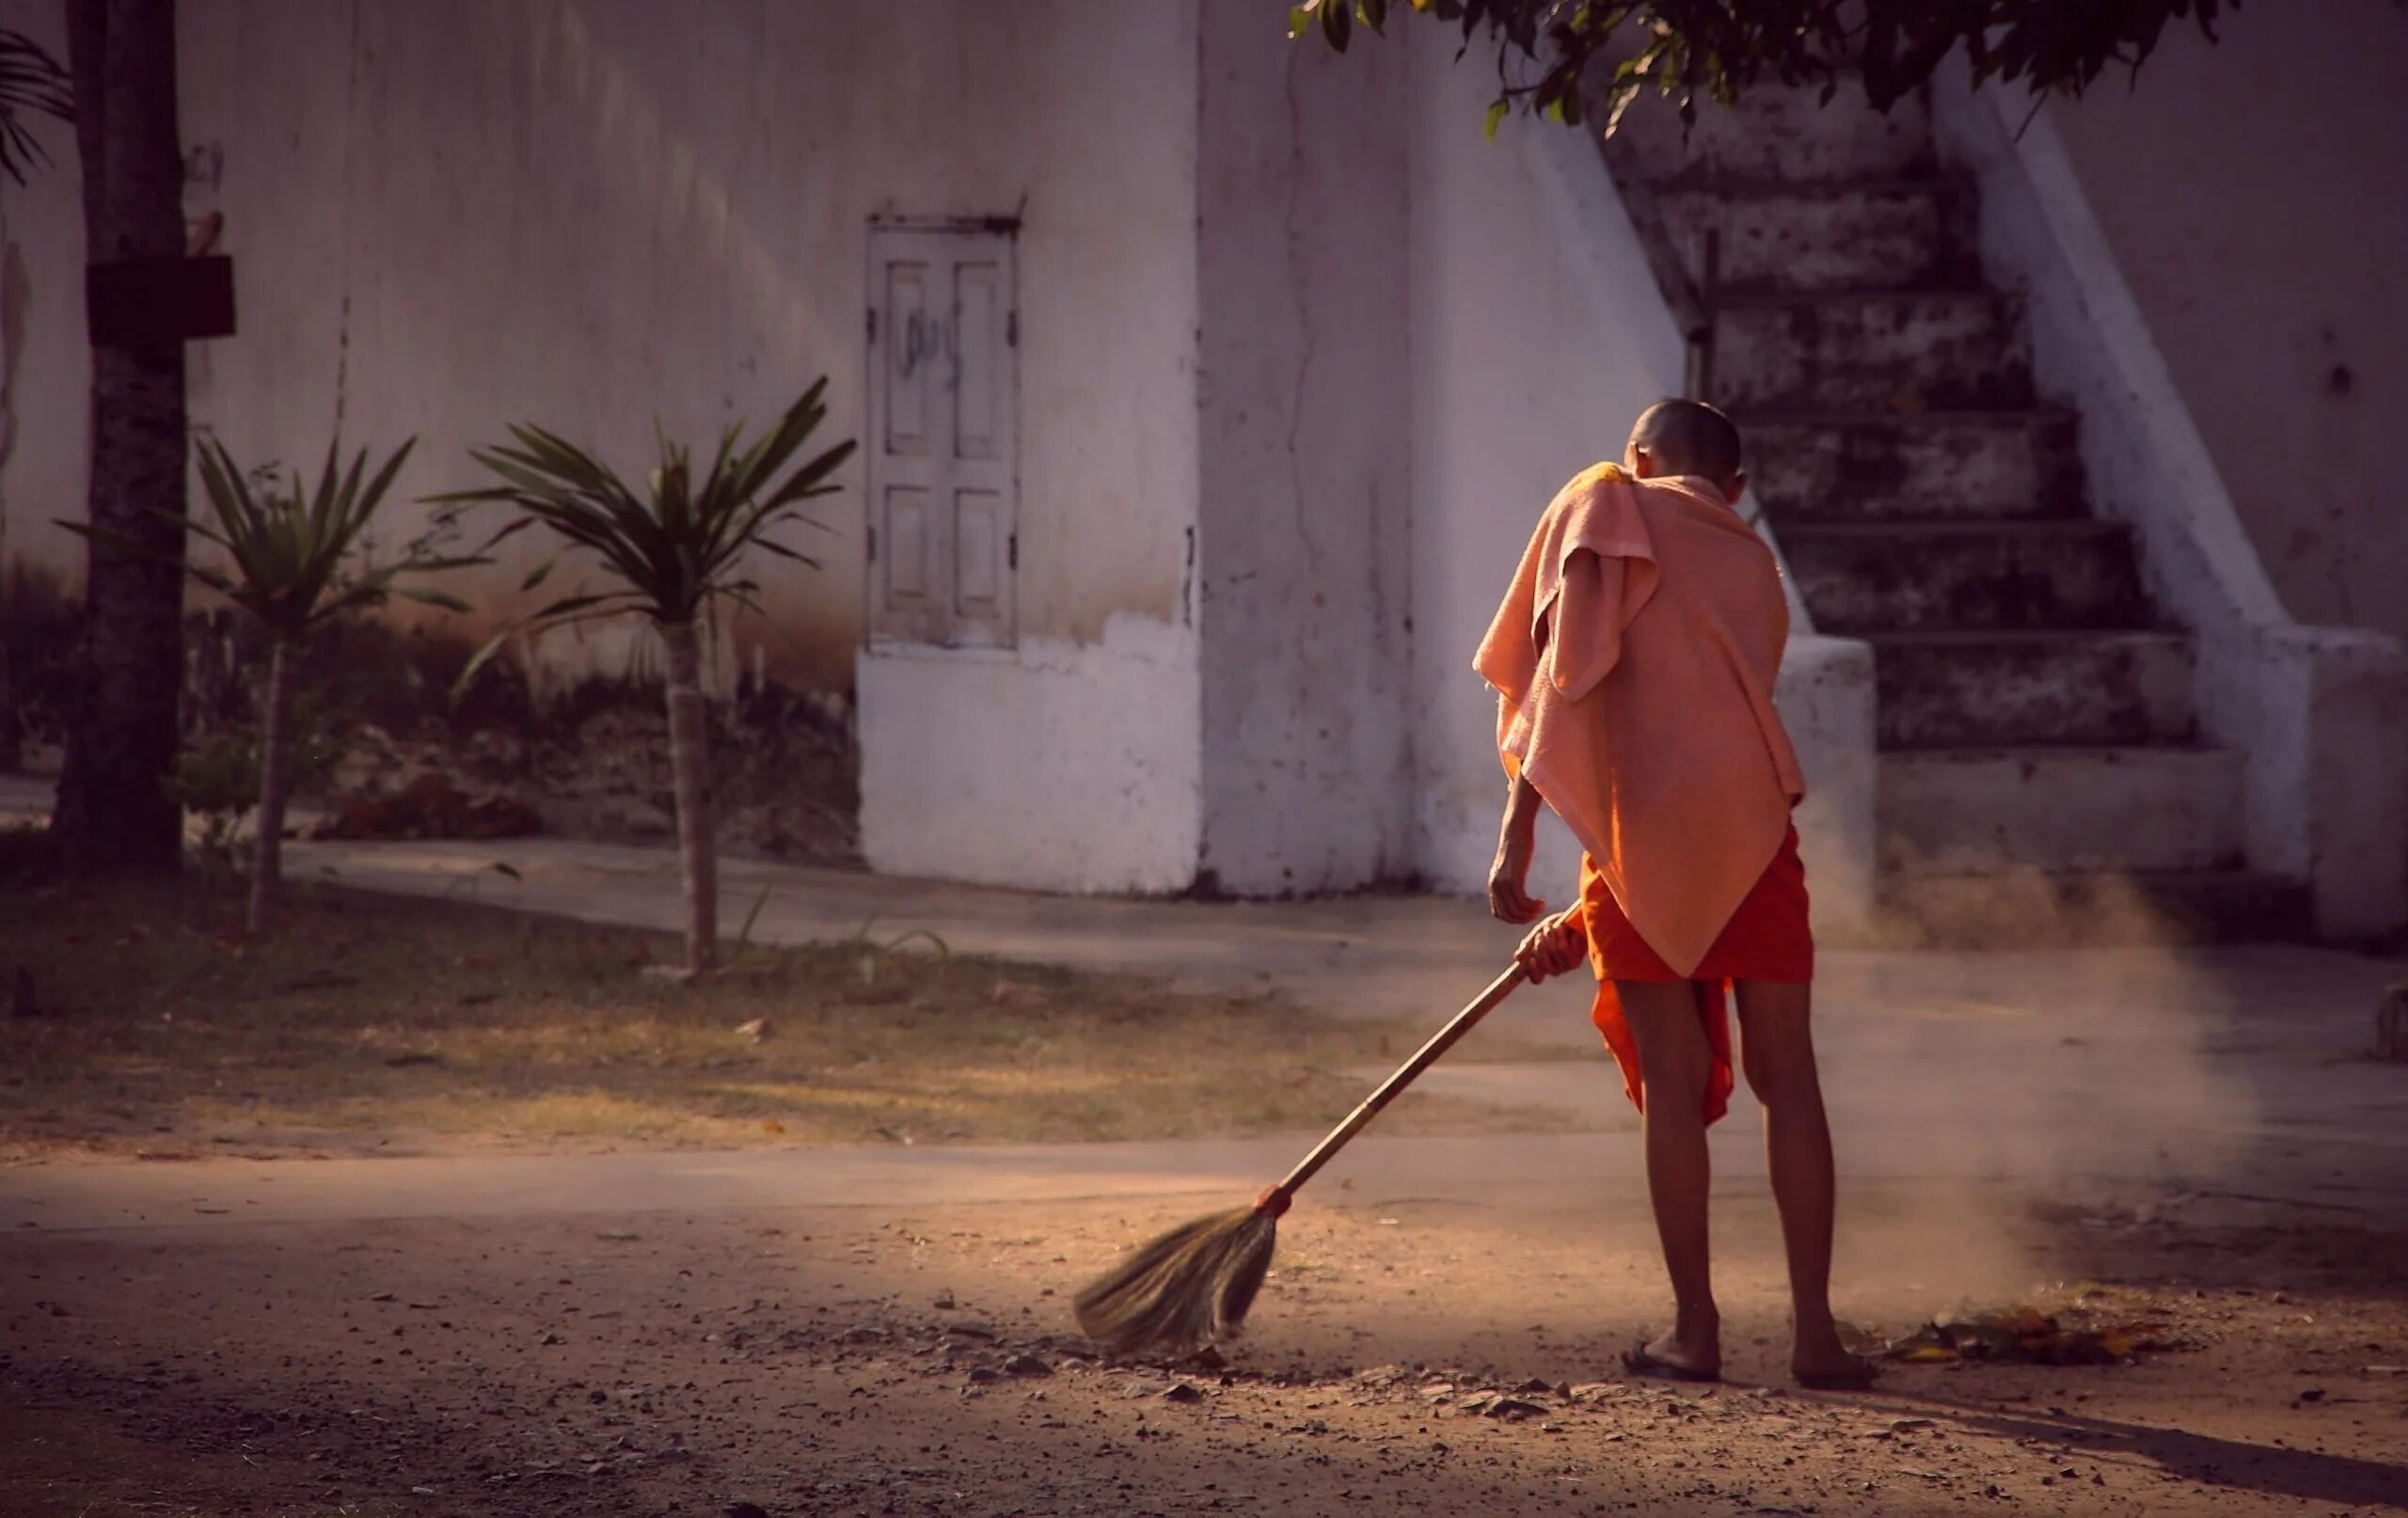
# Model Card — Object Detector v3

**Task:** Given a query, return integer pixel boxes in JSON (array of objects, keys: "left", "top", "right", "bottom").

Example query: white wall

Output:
[
  {"left": 857, "top": 615, "right": 1201, "bottom": 894},
  {"left": 2042, "top": 0, "right": 2408, "bottom": 650},
  {"left": 1406, "top": 36, "right": 1672, "bottom": 903},
  {"left": 1191, "top": 1, "right": 1415, "bottom": 896},
  {"left": 1, "top": 0, "right": 1201, "bottom": 695}
]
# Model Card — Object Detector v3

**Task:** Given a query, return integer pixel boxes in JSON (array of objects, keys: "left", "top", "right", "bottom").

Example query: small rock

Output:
[
  {"left": 1481, "top": 1397, "right": 1547, "bottom": 1420},
  {"left": 947, "top": 1320, "right": 999, "bottom": 1339},
  {"left": 1163, "top": 1383, "right": 1205, "bottom": 1404},
  {"left": 1514, "top": 1378, "right": 1553, "bottom": 1394},
  {"left": 932, "top": 1290, "right": 957, "bottom": 1310},
  {"left": 1004, "top": 1354, "right": 1053, "bottom": 1377},
  {"left": 723, "top": 1505, "right": 771, "bottom": 1518},
  {"left": 539, "top": 1331, "right": 563, "bottom": 1346},
  {"left": 2299, "top": 1388, "right": 2326, "bottom": 1403},
  {"left": 736, "top": 1018, "right": 772, "bottom": 1043},
  {"left": 966, "top": 1368, "right": 1000, "bottom": 1384}
]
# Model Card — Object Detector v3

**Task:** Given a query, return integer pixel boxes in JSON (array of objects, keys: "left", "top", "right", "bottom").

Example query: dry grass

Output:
[{"left": 0, "top": 837, "right": 1575, "bottom": 1159}]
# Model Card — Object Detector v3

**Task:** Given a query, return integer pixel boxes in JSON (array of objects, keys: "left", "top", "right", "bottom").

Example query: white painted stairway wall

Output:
[{"left": 1598, "top": 74, "right": 2408, "bottom": 943}]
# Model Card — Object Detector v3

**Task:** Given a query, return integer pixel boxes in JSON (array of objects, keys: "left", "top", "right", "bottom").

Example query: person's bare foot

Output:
[
  {"left": 1624, "top": 1323, "right": 1721, "bottom": 1382},
  {"left": 1792, "top": 1321, "right": 1877, "bottom": 1389}
]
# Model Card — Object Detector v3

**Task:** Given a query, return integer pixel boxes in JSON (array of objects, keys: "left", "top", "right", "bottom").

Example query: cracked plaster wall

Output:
[
  {"left": 1191, "top": 1, "right": 1415, "bottom": 896},
  {"left": 2044, "top": 0, "right": 2408, "bottom": 648},
  {"left": 1403, "top": 30, "right": 1687, "bottom": 902},
  {"left": 0, "top": 0, "right": 1198, "bottom": 698}
]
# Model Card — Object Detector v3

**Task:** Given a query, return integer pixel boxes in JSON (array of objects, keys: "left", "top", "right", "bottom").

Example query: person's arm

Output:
[{"left": 1487, "top": 769, "right": 1547, "bottom": 925}]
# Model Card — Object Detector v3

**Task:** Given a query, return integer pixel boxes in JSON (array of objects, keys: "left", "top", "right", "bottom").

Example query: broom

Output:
[{"left": 1073, "top": 961, "right": 1530, "bottom": 1356}]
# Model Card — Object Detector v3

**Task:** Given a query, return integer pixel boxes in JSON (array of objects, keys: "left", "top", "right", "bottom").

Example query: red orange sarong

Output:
[{"left": 1580, "top": 823, "right": 1814, "bottom": 1128}]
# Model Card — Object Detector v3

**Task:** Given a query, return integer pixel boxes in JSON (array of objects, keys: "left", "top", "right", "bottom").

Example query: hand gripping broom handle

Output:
[{"left": 1253, "top": 963, "right": 1530, "bottom": 1218}]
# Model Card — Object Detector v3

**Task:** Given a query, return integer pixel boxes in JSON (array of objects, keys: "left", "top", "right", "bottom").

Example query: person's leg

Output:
[
  {"left": 1734, "top": 977, "right": 1872, "bottom": 1384},
  {"left": 1618, "top": 979, "right": 1720, "bottom": 1375}
]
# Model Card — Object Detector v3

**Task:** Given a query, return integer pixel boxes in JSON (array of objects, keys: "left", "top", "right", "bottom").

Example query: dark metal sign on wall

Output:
[{"left": 85, "top": 255, "right": 236, "bottom": 348}]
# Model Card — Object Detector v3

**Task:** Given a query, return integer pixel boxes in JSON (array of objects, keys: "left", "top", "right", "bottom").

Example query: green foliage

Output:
[
  {"left": 1291, "top": 0, "right": 2237, "bottom": 135},
  {"left": 168, "top": 693, "right": 347, "bottom": 870},
  {"left": 0, "top": 29, "right": 71, "bottom": 186},
  {"left": 168, "top": 731, "right": 259, "bottom": 868},
  {"left": 436, "top": 382, "right": 856, "bottom": 692},
  {"left": 65, "top": 436, "right": 482, "bottom": 644}
]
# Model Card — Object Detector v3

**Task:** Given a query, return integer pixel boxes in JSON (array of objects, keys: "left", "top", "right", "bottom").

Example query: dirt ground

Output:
[
  {"left": 0, "top": 871, "right": 1566, "bottom": 1162},
  {"left": 6, "top": 1182, "right": 2404, "bottom": 1517}
]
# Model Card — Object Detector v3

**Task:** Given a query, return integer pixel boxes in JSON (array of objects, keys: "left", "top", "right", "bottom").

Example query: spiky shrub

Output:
[
  {"left": 439, "top": 383, "right": 855, "bottom": 979},
  {"left": 0, "top": 29, "right": 72, "bottom": 186},
  {"left": 70, "top": 437, "right": 478, "bottom": 928}
]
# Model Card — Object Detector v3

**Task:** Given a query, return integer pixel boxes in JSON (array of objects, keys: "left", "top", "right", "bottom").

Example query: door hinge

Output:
[{"left": 1007, "top": 533, "right": 1018, "bottom": 571}]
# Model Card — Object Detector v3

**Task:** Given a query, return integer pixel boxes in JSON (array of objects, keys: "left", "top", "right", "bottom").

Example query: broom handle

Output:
[{"left": 1266, "top": 962, "right": 1530, "bottom": 1205}]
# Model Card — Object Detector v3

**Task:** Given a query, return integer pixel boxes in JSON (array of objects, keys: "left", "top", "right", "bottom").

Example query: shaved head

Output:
[{"left": 1628, "top": 399, "right": 1744, "bottom": 482}]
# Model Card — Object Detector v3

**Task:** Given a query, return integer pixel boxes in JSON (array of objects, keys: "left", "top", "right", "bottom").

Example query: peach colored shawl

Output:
[{"left": 1473, "top": 463, "right": 1805, "bottom": 975}]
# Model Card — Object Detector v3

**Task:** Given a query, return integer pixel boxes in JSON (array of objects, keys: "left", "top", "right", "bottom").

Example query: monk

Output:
[{"left": 1474, "top": 399, "right": 1875, "bottom": 1389}]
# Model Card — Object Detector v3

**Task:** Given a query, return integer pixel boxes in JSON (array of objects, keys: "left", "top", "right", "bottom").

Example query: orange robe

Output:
[
  {"left": 1581, "top": 825, "right": 1814, "bottom": 1126},
  {"left": 1473, "top": 464, "right": 1811, "bottom": 1127}
]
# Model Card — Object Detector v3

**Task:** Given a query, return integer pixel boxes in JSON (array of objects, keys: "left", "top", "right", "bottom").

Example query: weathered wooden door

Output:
[{"left": 865, "top": 225, "right": 1017, "bottom": 649}]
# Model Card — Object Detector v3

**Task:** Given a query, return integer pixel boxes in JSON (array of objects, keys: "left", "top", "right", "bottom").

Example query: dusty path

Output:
[
  {"left": 8, "top": 778, "right": 2407, "bottom": 1511},
  {"left": 8, "top": 1185, "right": 2406, "bottom": 1517}
]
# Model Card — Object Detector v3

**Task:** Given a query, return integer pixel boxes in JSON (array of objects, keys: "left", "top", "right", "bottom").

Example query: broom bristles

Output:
[{"left": 1073, "top": 1205, "right": 1280, "bottom": 1356}]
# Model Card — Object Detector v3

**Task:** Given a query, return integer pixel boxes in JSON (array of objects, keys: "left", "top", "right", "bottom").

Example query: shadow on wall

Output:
[{"left": 0, "top": 568, "right": 864, "bottom": 867}]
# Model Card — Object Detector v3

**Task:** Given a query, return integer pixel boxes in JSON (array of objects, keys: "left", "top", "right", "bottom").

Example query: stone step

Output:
[
  {"left": 1712, "top": 293, "right": 2034, "bottom": 412},
  {"left": 1780, "top": 521, "right": 2151, "bottom": 634},
  {"left": 1742, "top": 411, "right": 2084, "bottom": 523},
  {"left": 1877, "top": 746, "right": 2245, "bottom": 874},
  {"left": 1871, "top": 866, "right": 2311, "bottom": 948},
  {"left": 1866, "top": 630, "right": 2197, "bottom": 749},
  {"left": 1607, "top": 78, "right": 1936, "bottom": 186},
  {"left": 1657, "top": 181, "right": 1979, "bottom": 294}
]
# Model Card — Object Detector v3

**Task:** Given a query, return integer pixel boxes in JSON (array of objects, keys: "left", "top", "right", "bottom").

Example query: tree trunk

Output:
[
  {"left": 661, "top": 621, "right": 717, "bottom": 978},
  {"left": 51, "top": 0, "right": 187, "bottom": 873},
  {"left": 246, "top": 638, "right": 293, "bottom": 934}
]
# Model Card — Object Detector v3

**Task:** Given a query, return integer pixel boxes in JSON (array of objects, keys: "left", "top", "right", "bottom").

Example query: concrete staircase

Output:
[{"left": 1600, "top": 80, "right": 2308, "bottom": 944}]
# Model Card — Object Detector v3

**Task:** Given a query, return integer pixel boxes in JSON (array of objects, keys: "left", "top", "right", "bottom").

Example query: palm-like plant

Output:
[
  {"left": 439, "top": 382, "right": 856, "bottom": 979},
  {"left": 0, "top": 29, "right": 72, "bottom": 187},
  {"left": 70, "top": 437, "right": 481, "bottom": 929}
]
